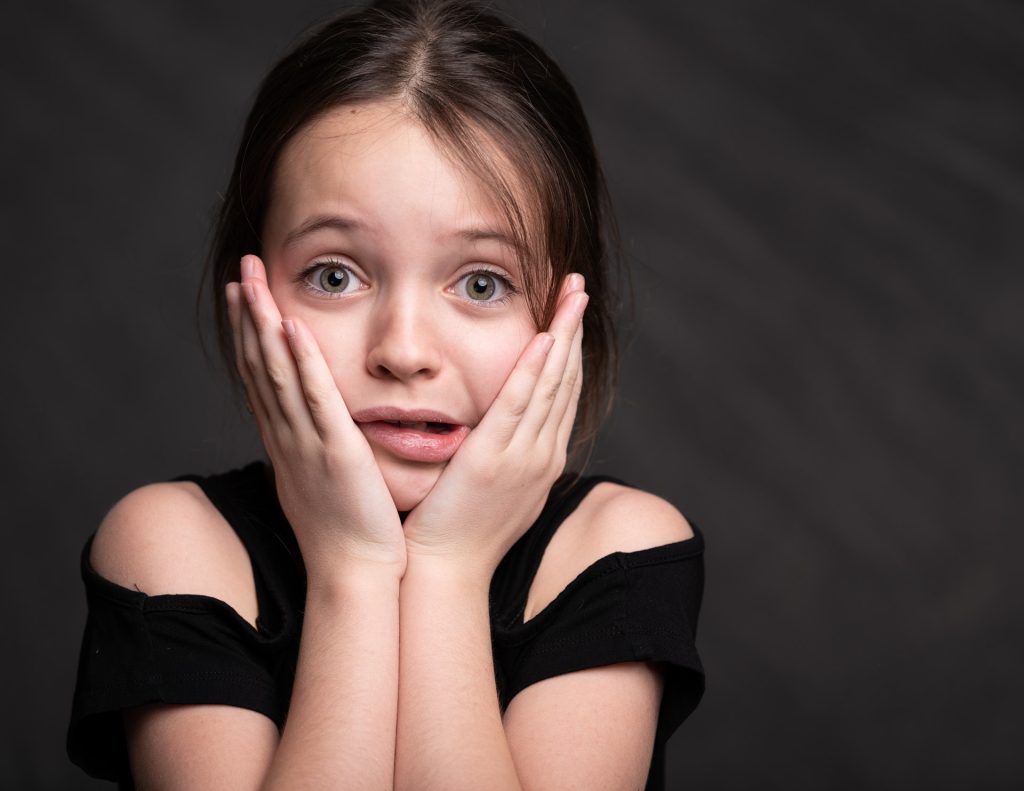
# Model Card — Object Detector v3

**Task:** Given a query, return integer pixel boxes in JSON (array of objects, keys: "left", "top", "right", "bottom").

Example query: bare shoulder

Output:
[
  {"left": 523, "top": 481, "right": 694, "bottom": 622},
  {"left": 576, "top": 481, "right": 695, "bottom": 555},
  {"left": 90, "top": 480, "right": 259, "bottom": 627}
]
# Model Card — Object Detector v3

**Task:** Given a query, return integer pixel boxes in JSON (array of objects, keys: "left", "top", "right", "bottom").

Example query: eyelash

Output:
[
  {"left": 456, "top": 266, "right": 520, "bottom": 307},
  {"left": 294, "top": 258, "right": 520, "bottom": 306},
  {"left": 295, "top": 258, "right": 363, "bottom": 299}
]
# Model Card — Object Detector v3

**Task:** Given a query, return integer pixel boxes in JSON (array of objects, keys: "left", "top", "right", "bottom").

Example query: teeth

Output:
[{"left": 385, "top": 420, "right": 451, "bottom": 433}]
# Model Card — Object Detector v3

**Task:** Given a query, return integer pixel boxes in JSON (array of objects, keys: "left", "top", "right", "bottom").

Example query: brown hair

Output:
[{"left": 199, "top": 0, "right": 623, "bottom": 467}]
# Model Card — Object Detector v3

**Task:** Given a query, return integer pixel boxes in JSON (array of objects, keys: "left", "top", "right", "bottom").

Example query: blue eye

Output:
[
  {"left": 298, "top": 260, "right": 364, "bottom": 298},
  {"left": 456, "top": 271, "right": 516, "bottom": 305}
]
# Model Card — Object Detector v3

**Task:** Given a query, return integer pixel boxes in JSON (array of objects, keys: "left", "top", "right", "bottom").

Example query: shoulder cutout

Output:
[
  {"left": 89, "top": 481, "right": 260, "bottom": 628},
  {"left": 523, "top": 483, "right": 694, "bottom": 623}
]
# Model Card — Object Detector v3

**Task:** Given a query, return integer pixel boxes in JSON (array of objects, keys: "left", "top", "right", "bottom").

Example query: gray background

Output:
[{"left": 3, "top": 1, "right": 1022, "bottom": 788}]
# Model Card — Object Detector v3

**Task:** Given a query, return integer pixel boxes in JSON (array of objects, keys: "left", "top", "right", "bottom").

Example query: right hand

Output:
[{"left": 226, "top": 254, "right": 406, "bottom": 581}]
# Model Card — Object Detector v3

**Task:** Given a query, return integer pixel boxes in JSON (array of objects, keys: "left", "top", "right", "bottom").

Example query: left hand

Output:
[{"left": 401, "top": 274, "right": 588, "bottom": 578}]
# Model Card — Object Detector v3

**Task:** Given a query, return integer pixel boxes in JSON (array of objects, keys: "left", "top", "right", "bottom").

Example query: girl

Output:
[{"left": 68, "top": 1, "right": 705, "bottom": 789}]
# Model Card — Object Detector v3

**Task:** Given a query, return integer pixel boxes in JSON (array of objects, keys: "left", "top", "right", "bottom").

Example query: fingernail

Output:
[
  {"left": 243, "top": 283, "right": 256, "bottom": 305},
  {"left": 540, "top": 333, "right": 555, "bottom": 353},
  {"left": 570, "top": 273, "right": 585, "bottom": 291},
  {"left": 282, "top": 319, "right": 296, "bottom": 338},
  {"left": 241, "top": 255, "right": 255, "bottom": 278},
  {"left": 575, "top": 292, "right": 589, "bottom": 315}
]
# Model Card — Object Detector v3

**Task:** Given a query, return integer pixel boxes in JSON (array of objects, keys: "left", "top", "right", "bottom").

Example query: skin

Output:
[
  {"left": 90, "top": 97, "right": 694, "bottom": 790},
  {"left": 261, "top": 101, "right": 546, "bottom": 514}
]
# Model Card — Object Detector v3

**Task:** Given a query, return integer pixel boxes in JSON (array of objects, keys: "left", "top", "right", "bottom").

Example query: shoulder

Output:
[
  {"left": 506, "top": 481, "right": 696, "bottom": 785},
  {"left": 574, "top": 480, "right": 695, "bottom": 555},
  {"left": 523, "top": 480, "right": 694, "bottom": 621},
  {"left": 89, "top": 480, "right": 259, "bottom": 626}
]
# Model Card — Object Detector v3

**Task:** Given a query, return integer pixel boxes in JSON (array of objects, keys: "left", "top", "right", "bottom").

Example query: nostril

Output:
[{"left": 367, "top": 350, "right": 440, "bottom": 381}]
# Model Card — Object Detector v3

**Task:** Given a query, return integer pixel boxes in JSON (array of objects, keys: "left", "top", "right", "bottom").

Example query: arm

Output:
[
  {"left": 398, "top": 567, "right": 666, "bottom": 791},
  {"left": 393, "top": 274, "right": 584, "bottom": 789},
  {"left": 93, "top": 484, "right": 401, "bottom": 791},
  {"left": 261, "top": 564, "right": 400, "bottom": 790},
  {"left": 104, "top": 254, "right": 406, "bottom": 790},
  {"left": 394, "top": 270, "right": 694, "bottom": 789},
  {"left": 395, "top": 490, "right": 692, "bottom": 791},
  {"left": 396, "top": 558, "right": 520, "bottom": 788},
  {"left": 500, "top": 489, "right": 695, "bottom": 790},
  {"left": 237, "top": 255, "right": 406, "bottom": 790}
]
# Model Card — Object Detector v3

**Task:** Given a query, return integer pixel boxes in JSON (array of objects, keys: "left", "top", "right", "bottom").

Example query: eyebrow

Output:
[
  {"left": 456, "top": 227, "right": 523, "bottom": 252},
  {"left": 282, "top": 213, "right": 522, "bottom": 252},
  {"left": 283, "top": 215, "right": 367, "bottom": 248}
]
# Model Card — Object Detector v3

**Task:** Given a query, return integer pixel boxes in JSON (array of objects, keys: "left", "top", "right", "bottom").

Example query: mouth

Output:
[
  {"left": 382, "top": 420, "right": 455, "bottom": 434},
  {"left": 352, "top": 407, "right": 470, "bottom": 463},
  {"left": 351, "top": 406, "right": 468, "bottom": 429}
]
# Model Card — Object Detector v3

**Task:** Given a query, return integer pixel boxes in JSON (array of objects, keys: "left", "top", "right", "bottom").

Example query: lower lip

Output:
[{"left": 358, "top": 421, "right": 470, "bottom": 463}]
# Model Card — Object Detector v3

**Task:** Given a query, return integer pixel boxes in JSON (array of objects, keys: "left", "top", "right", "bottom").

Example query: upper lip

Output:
[{"left": 351, "top": 406, "right": 467, "bottom": 426}]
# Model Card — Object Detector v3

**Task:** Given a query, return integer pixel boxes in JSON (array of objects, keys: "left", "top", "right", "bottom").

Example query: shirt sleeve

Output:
[
  {"left": 493, "top": 529, "right": 705, "bottom": 744},
  {"left": 67, "top": 535, "right": 285, "bottom": 782}
]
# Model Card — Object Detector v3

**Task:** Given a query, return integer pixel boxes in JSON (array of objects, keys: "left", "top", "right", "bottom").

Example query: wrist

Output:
[
  {"left": 402, "top": 550, "right": 493, "bottom": 592},
  {"left": 297, "top": 532, "right": 406, "bottom": 581},
  {"left": 305, "top": 557, "right": 405, "bottom": 600}
]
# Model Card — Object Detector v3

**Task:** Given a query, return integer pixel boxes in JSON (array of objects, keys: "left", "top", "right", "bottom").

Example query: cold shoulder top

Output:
[{"left": 68, "top": 461, "right": 705, "bottom": 790}]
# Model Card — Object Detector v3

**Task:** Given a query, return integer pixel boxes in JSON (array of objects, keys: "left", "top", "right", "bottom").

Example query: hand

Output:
[
  {"left": 227, "top": 254, "right": 406, "bottom": 581},
  {"left": 401, "top": 273, "right": 588, "bottom": 578}
]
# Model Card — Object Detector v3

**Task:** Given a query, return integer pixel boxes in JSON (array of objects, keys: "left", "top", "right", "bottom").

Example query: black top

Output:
[{"left": 68, "top": 461, "right": 705, "bottom": 790}]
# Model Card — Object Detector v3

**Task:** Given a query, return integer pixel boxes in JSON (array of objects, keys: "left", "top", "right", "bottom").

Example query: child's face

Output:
[{"left": 262, "top": 102, "right": 540, "bottom": 511}]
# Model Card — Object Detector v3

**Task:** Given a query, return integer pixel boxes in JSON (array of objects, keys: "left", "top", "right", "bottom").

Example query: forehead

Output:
[{"left": 265, "top": 101, "right": 529, "bottom": 250}]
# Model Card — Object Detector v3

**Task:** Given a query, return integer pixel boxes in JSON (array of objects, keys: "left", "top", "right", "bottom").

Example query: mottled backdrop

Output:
[{"left": 2, "top": 1, "right": 1021, "bottom": 789}]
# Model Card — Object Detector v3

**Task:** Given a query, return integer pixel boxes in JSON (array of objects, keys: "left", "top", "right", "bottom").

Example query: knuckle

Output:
[
  {"left": 505, "top": 392, "right": 530, "bottom": 420},
  {"left": 303, "top": 390, "right": 332, "bottom": 422},
  {"left": 243, "top": 347, "right": 262, "bottom": 372},
  {"left": 265, "top": 363, "right": 289, "bottom": 393},
  {"left": 562, "top": 365, "right": 580, "bottom": 392},
  {"left": 303, "top": 395, "right": 331, "bottom": 426},
  {"left": 301, "top": 382, "right": 325, "bottom": 407}
]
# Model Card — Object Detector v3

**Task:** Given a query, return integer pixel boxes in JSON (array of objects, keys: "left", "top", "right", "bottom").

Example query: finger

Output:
[
  {"left": 515, "top": 287, "right": 588, "bottom": 438},
  {"left": 238, "top": 277, "right": 289, "bottom": 431},
  {"left": 241, "top": 255, "right": 317, "bottom": 436},
  {"left": 555, "top": 270, "right": 585, "bottom": 301},
  {"left": 474, "top": 331, "right": 557, "bottom": 446},
  {"left": 442, "top": 271, "right": 581, "bottom": 450},
  {"left": 545, "top": 291, "right": 586, "bottom": 430},
  {"left": 554, "top": 324, "right": 584, "bottom": 453},
  {"left": 547, "top": 311, "right": 583, "bottom": 435},
  {"left": 280, "top": 315, "right": 358, "bottom": 444},
  {"left": 227, "top": 281, "right": 272, "bottom": 432},
  {"left": 475, "top": 275, "right": 583, "bottom": 446}
]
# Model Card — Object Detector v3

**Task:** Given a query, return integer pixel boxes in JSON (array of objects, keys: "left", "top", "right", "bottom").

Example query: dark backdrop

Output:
[{"left": 3, "top": 1, "right": 1021, "bottom": 789}]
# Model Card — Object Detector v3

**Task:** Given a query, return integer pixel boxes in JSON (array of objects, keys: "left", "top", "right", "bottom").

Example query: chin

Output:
[{"left": 378, "top": 457, "right": 442, "bottom": 512}]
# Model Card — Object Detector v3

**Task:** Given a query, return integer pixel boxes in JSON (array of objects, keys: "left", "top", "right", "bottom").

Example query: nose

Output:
[{"left": 365, "top": 289, "right": 443, "bottom": 382}]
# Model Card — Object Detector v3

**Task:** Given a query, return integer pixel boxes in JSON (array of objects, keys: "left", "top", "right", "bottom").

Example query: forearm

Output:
[
  {"left": 262, "top": 567, "right": 401, "bottom": 791},
  {"left": 395, "top": 558, "right": 522, "bottom": 791}
]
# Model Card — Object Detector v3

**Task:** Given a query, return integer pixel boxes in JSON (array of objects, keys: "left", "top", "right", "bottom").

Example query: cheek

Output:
[
  {"left": 453, "top": 319, "right": 535, "bottom": 411},
  {"left": 299, "top": 313, "right": 365, "bottom": 397},
  {"left": 268, "top": 288, "right": 364, "bottom": 397}
]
